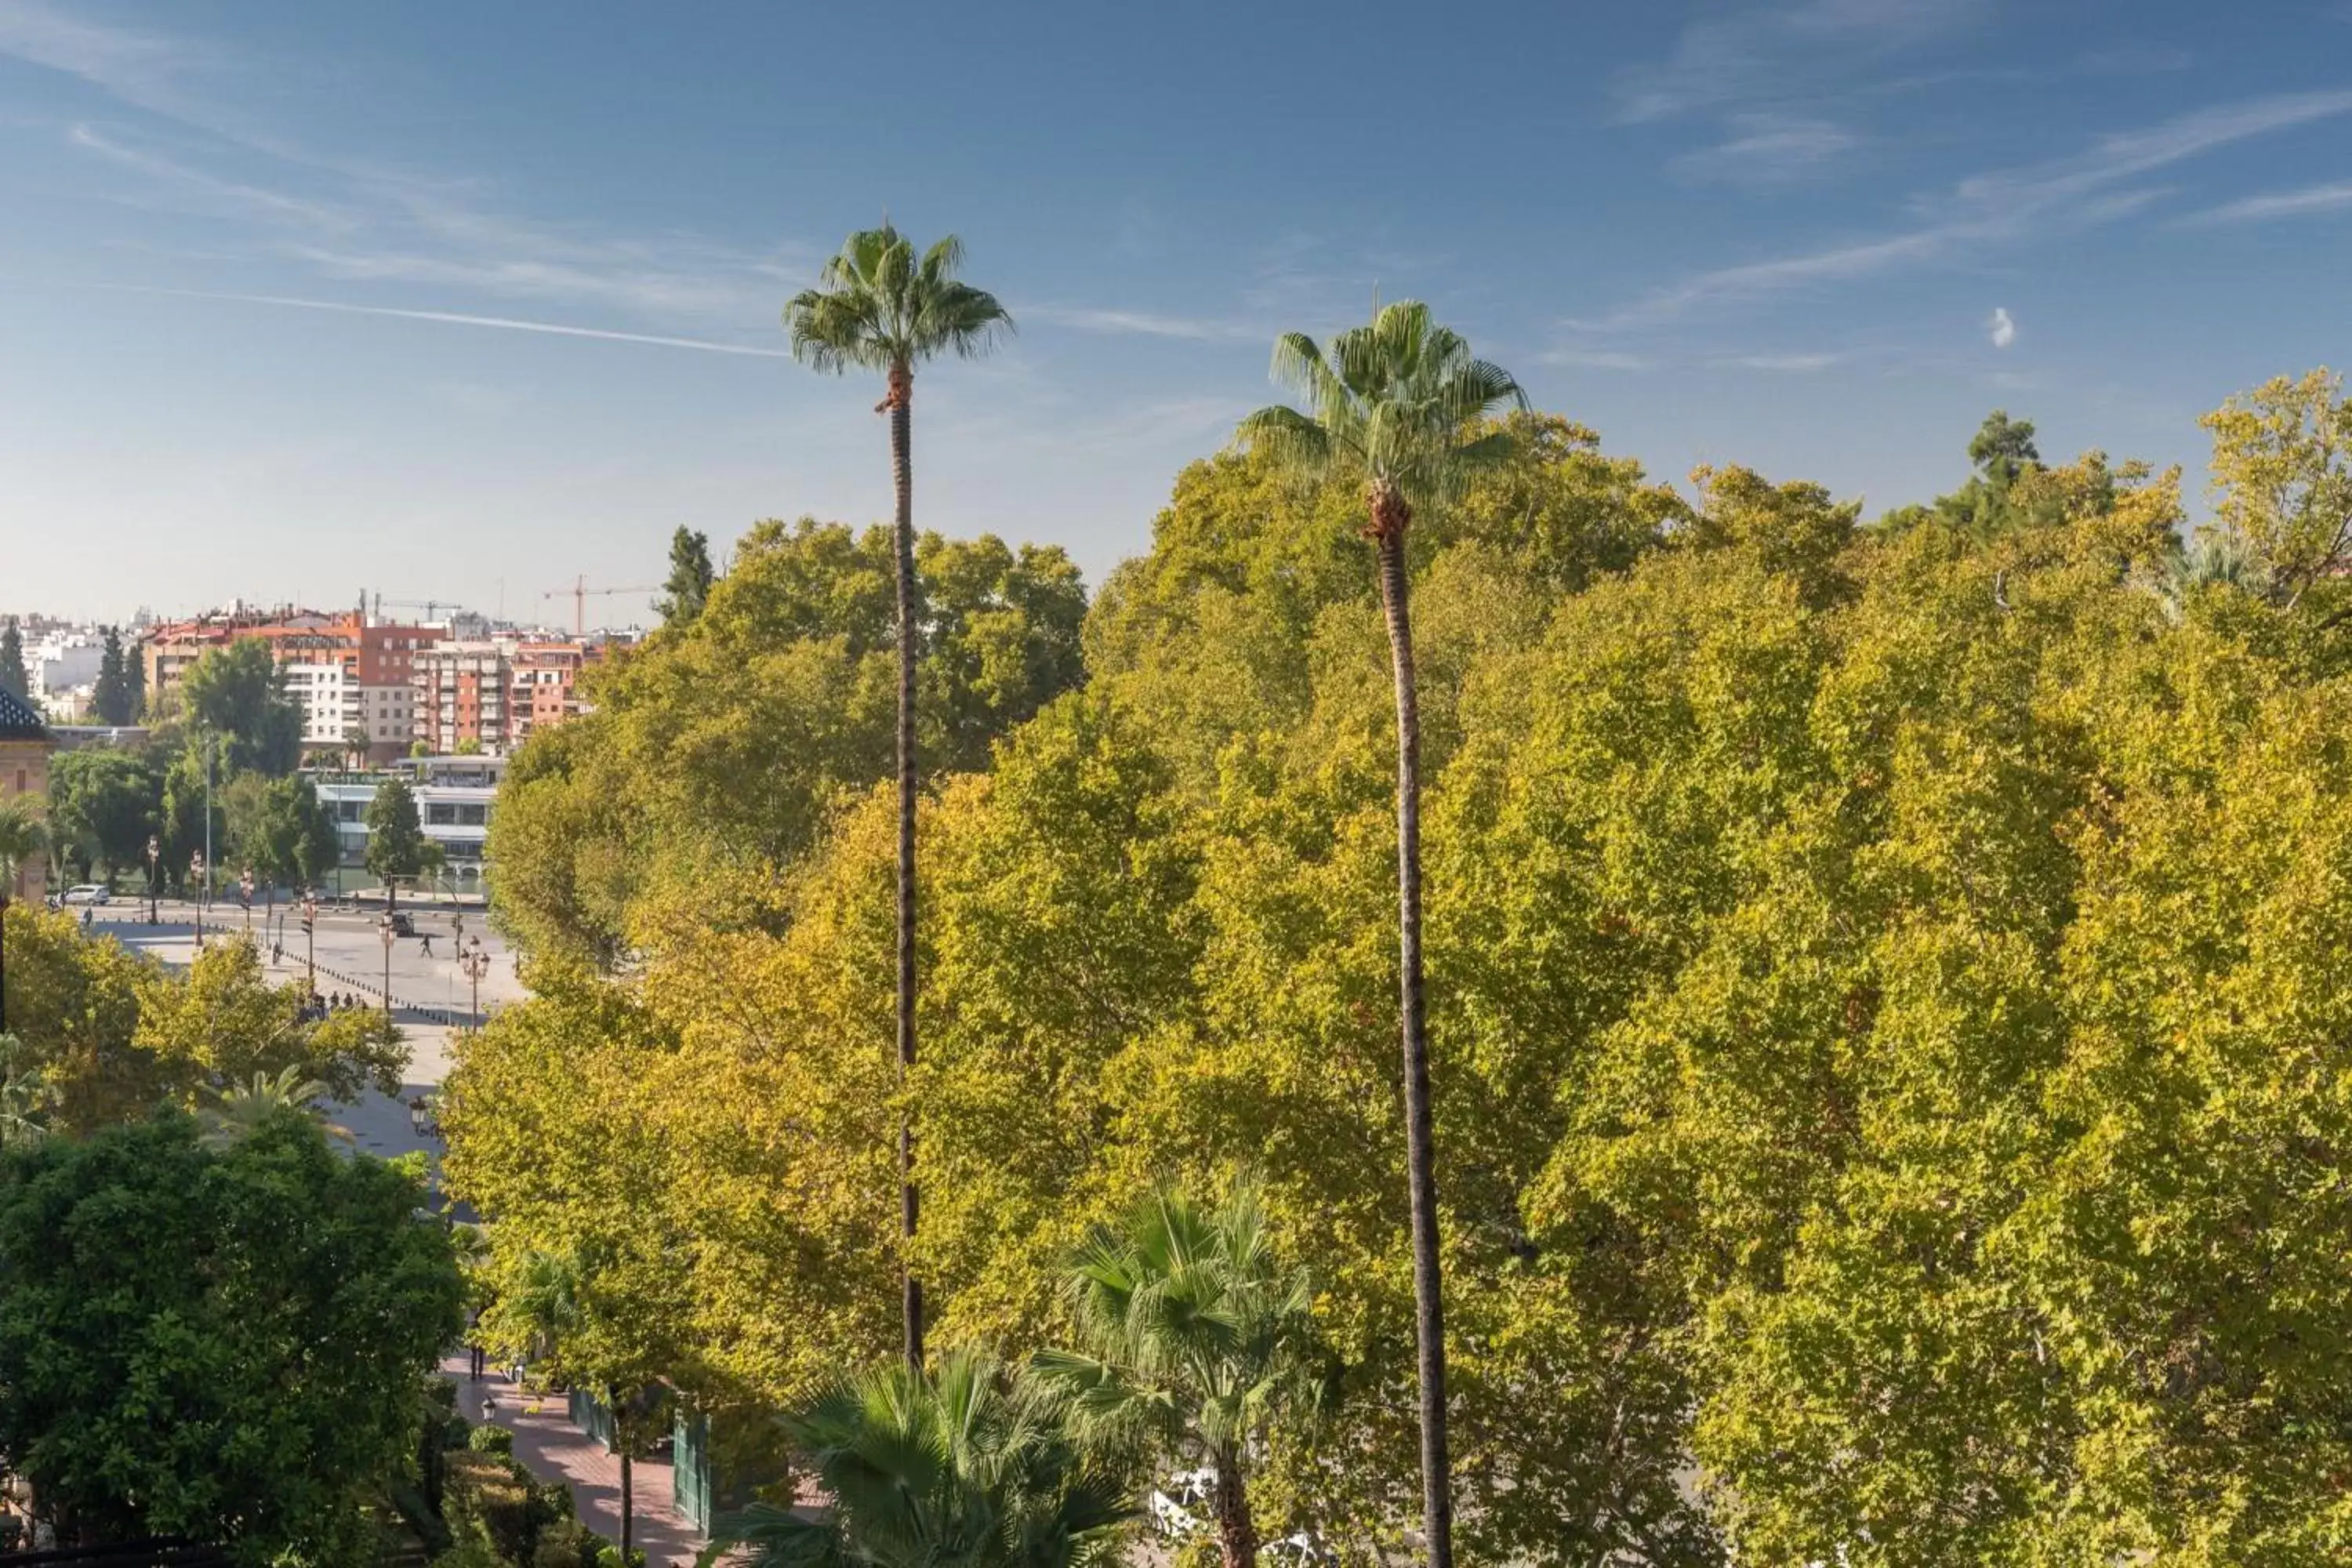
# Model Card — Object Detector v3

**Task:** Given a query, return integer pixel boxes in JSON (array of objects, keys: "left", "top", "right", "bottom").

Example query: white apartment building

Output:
[
  {"left": 313, "top": 755, "right": 504, "bottom": 895},
  {"left": 282, "top": 661, "right": 353, "bottom": 747},
  {"left": 31, "top": 630, "right": 105, "bottom": 721}
]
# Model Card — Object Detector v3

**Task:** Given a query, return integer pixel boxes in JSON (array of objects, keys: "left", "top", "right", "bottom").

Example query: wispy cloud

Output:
[
  {"left": 1719, "top": 351, "right": 1846, "bottom": 372},
  {"left": 1017, "top": 304, "right": 1261, "bottom": 342},
  {"left": 1987, "top": 307, "right": 2016, "bottom": 348},
  {"left": 16, "top": 9, "right": 811, "bottom": 328},
  {"left": 1537, "top": 347, "right": 1654, "bottom": 371},
  {"left": 1671, "top": 114, "right": 1863, "bottom": 185},
  {"left": 1613, "top": 0, "right": 1983, "bottom": 123},
  {"left": 2184, "top": 180, "right": 2352, "bottom": 226},
  {"left": 58, "top": 281, "right": 797, "bottom": 358},
  {"left": 1575, "top": 89, "right": 2352, "bottom": 329}
]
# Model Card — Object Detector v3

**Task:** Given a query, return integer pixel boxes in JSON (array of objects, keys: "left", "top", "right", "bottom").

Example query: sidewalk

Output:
[{"left": 441, "top": 1353, "right": 704, "bottom": 1567}]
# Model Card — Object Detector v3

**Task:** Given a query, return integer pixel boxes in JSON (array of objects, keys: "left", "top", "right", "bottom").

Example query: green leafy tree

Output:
[
  {"left": 366, "top": 775, "right": 431, "bottom": 913},
  {"left": 786, "top": 224, "right": 1013, "bottom": 1367},
  {"left": 0, "top": 1112, "right": 463, "bottom": 1563},
  {"left": 47, "top": 749, "right": 157, "bottom": 883},
  {"left": 1033, "top": 1184, "right": 1319, "bottom": 1568},
  {"left": 1233, "top": 300, "right": 1524, "bottom": 1568},
  {"left": 157, "top": 742, "right": 224, "bottom": 895},
  {"left": 91, "top": 629, "right": 129, "bottom": 725},
  {"left": 659, "top": 525, "right": 717, "bottom": 626},
  {"left": 180, "top": 638, "right": 303, "bottom": 775},
  {"left": 2200, "top": 366, "right": 2352, "bottom": 605},
  {"left": 125, "top": 640, "right": 146, "bottom": 724},
  {"left": 0, "top": 619, "right": 26, "bottom": 702},
  {"left": 717, "top": 1351, "right": 1131, "bottom": 1568}
]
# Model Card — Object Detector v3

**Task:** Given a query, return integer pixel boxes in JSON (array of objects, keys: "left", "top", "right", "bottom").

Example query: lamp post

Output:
[
  {"left": 1, "top": 891, "right": 10, "bottom": 1033},
  {"left": 301, "top": 894, "right": 318, "bottom": 995},
  {"left": 239, "top": 868, "right": 254, "bottom": 936},
  {"left": 146, "top": 834, "right": 159, "bottom": 925},
  {"left": 458, "top": 935, "right": 491, "bottom": 1035},
  {"left": 379, "top": 914, "right": 395, "bottom": 1028},
  {"left": 190, "top": 851, "right": 206, "bottom": 948}
]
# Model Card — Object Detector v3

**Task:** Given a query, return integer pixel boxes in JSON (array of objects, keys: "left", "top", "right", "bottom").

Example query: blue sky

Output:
[{"left": 5, "top": 1, "right": 2352, "bottom": 624}]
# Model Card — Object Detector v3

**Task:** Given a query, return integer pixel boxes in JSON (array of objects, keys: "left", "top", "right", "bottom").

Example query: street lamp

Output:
[
  {"left": 190, "top": 851, "right": 206, "bottom": 947},
  {"left": 379, "top": 914, "right": 396, "bottom": 1028},
  {"left": 146, "top": 834, "right": 159, "bottom": 925},
  {"left": 300, "top": 893, "right": 318, "bottom": 996},
  {"left": 457, "top": 934, "right": 491, "bottom": 1035},
  {"left": 240, "top": 868, "right": 255, "bottom": 935}
]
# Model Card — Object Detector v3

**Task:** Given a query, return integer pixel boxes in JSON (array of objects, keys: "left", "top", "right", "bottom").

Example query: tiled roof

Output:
[{"left": 0, "top": 685, "right": 49, "bottom": 741}]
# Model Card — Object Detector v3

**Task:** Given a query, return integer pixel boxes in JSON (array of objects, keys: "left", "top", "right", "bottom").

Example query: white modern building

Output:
[
  {"left": 313, "top": 755, "right": 504, "bottom": 897},
  {"left": 283, "top": 660, "right": 353, "bottom": 748}
]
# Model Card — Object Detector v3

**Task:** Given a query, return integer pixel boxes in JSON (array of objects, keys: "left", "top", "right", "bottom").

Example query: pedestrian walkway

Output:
[{"left": 440, "top": 1353, "right": 703, "bottom": 1567}]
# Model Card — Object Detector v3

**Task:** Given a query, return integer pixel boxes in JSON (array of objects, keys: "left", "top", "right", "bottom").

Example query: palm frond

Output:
[{"left": 786, "top": 227, "right": 1009, "bottom": 377}]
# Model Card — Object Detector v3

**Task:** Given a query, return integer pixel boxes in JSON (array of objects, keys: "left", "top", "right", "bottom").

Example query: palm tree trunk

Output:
[
  {"left": 887, "top": 357, "right": 924, "bottom": 1370},
  {"left": 1374, "top": 521, "right": 1452, "bottom": 1568},
  {"left": 620, "top": 1445, "right": 633, "bottom": 1563},
  {"left": 1212, "top": 1451, "right": 1258, "bottom": 1568}
]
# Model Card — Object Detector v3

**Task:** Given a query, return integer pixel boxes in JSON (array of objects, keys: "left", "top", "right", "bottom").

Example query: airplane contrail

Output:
[{"left": 56, "top": 279, "right": 794, "bottom": 359}]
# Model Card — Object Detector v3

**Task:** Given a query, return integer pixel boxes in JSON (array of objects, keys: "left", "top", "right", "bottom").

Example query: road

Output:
[{"left": 85, "top": 895, "right": 529, "bottom": 1195}]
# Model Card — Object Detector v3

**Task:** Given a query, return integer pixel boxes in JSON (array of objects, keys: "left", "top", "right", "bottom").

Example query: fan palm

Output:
[
  {"left": 0, "top": 795, "right": 45, "bottom": 892},
  {"left": 1233, "top": 301, "right": 1525, "bottom": 1568},
  {"left": 0, "top": 796, "right": 49, "bottom": 1035},
  {"left": 1032, "top": 1184, "right": 1319, "bottom": 1568},
  {"left": 785, "top": 225, "right": 1011, "bottom": 1369},
  {"left": 0, "top": 1033, "right": 56, "bottom": 1149},
  {"left": 197, "top": 1063, "right": 340, "bottom": 1149},
  {"left": 716, "top": 1350, "right": 1129, "bottom": 1568}
]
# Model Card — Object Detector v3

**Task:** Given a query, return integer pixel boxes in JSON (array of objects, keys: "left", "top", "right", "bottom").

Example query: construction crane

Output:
[
  {"left": 543, "top": 576, "right": 659, "bottom": 636},
  {"left": 370, "top": 593, "right": 466, "bottom": 623}
]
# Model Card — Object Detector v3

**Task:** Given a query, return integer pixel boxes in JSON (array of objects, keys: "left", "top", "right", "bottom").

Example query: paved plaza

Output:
[{"left": 90, "top": 894, "right": 528, "bottom": 1184}]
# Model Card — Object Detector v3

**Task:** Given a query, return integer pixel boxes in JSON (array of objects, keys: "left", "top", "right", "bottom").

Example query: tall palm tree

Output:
[
  {"left": 719, "top": 1350, "right": 1129, "bottom": 1568},
  {"left": 785, "top": 225, "right": 1011, "bottom": 1369},
  {"left": 1033, "top": 1183, "right": 1319, "bottom": 1568},
  {"left": 1234, "top": 302, "right": 1523, "bottom": 1568}
]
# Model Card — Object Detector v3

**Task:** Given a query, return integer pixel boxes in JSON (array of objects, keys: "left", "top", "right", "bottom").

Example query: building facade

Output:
[
  {"left": 139, "top": 608, "right": 443, "bottom": 761},
  {"left": 314, "top": 755, "right": 504, "bottom": 896}
]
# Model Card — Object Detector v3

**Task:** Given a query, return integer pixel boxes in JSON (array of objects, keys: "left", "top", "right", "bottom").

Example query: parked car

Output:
[{"left": 62, "top": 885, "right": 111, "bottom": 906}]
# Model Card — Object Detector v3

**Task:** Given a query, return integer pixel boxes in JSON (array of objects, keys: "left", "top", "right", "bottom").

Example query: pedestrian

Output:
[
  {"left": 480, "top": 1392, "right": 496, "bottom": 1423},
  {"left": 466, "top": 1308, "right": 487, "bottom": 1379},
  {"left": 420, "top": 933, "right": 434, "bottom": 957}
]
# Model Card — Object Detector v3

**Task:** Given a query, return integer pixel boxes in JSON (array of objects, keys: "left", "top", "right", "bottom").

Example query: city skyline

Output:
[{"left": 8, "top": 2, "right": 2352, "bottom": 617}]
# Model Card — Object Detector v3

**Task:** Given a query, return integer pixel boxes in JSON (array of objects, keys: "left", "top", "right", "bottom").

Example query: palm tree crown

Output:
[
  {"left": 718, "top": 1350, "right": 1130, "bottom": 1568},
  {"left": 0, "top": 797, "right": 46, "bottom": 891},
  {"left": 1235, "top": 299, "right": 1526, "bottom": 534},
  {"left": 1034, "top": 1184, "right": 1316, "bottom": 1457},
  {"left": 786, "top": 227, "right": 1011, "bottom": 394}
]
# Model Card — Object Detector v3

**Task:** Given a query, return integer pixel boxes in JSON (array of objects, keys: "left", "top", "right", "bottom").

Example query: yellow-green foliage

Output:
[{"left": 457, "top": 386, "right": 2352, "bottom": 1566}]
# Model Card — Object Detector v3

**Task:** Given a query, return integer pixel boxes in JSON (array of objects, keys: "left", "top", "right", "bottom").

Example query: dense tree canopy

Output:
[
  {"left": 46, "top": 749, "right": 157, "bottom": 882},
  {"left": 178, "top": 638, "right": 303, "bottom": 776},
  {"left": 0, "top": 1112, "right": 463, "bottom": 1564},
  {"left": 459, "top": 372, "right": 2352, "bottom": 1567},
  {"left": 486, "top": 517, "right": 1087, "bottom": 967}
]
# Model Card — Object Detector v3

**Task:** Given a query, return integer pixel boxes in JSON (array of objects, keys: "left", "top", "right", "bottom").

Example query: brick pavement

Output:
[{"left": 441, "top": 1352, "right": 705, "bottom": 1568}]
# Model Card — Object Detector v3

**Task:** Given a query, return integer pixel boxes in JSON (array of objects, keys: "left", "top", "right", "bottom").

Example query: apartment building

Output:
[
  {"left": 507, "top": 641, "right": 603, "bottom": 746},
  {"left": 140, "top": 608, "right": 441, "bottom": 761},
  {"left": 411, "top": 642, "right": 510, "bottom": 755}
]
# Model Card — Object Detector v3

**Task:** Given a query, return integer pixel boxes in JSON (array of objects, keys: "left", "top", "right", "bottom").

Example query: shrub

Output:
[
  {"left": 469, "top": 1423, "right": 516, "bottom": 1457},
  {"left": 430, "top": 1544, "right": 504, "bottom": 1568},
  {"left": 445, "top": 1450, "right": 535, "bottom": 1563},
  {"left": 533, "top": 1518, "right": 601, "bottom": 1568}
]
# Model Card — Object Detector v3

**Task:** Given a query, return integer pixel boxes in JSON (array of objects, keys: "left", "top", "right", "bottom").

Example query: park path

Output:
[{"left": 440, "top": 1352, "right": 706, "bottom": 1568}]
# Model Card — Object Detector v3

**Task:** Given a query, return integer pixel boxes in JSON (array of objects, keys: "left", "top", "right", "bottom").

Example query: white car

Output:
[{"left": 62, "top": 884, "right": 111, "bottom": 906}]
